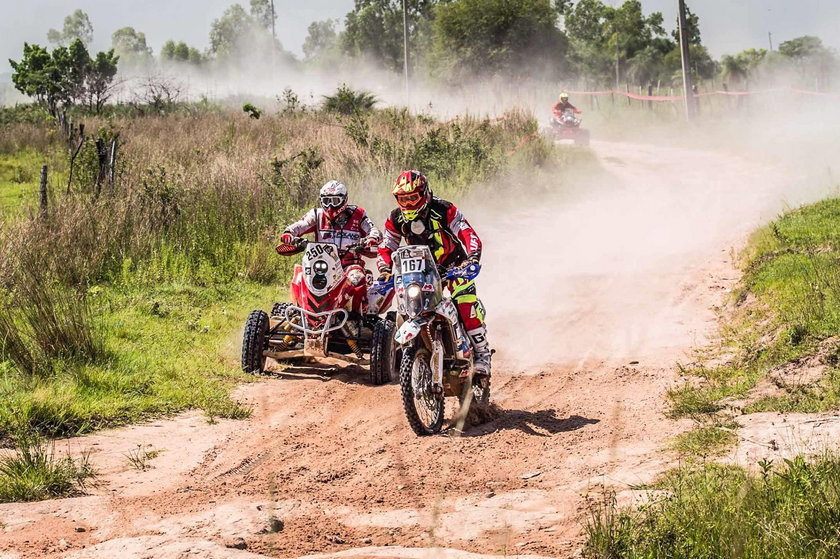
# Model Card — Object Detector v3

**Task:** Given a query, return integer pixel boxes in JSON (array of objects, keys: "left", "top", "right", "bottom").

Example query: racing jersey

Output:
[
  {"left": 285, "top": 206, "right": 381, "bottom": 268},
  {"left": 552, "top": 100, "right": 581, "bottom": 116},
  {"left": 378, "top": 198, "right": 481, "bottom": 272}
]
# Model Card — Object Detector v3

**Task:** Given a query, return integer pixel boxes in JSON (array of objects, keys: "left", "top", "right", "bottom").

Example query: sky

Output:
[{"left": 2, "top": 0, "right": 840, "bottom": 75}]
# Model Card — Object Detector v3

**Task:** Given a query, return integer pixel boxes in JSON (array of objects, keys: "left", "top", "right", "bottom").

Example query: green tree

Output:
[
  {"left": 210, "top": 3, "right": 277, "bottom": 58},
  {"left": 9, "top": 40, "right": 118, "bottom": 115},
  {"left": 47, "top": 9, "right": 94, "bottom": 47},
  {"left": 671, "top": 3, "right": 701, "bottom": 46},
  {"left": 565, "top": 0, "right": 672, "bottom": 86},
  {"left": 86, "top": 50, "right": 120, "bottom": 112},
  {"left": 249, "top": 0, "right": 276, "bottom": 30},
  {"left": 112, "top": 27, "right": 153, "bottom": 62},
  {"left": 9, "top": 43, "right": 64, "bottom": 114},
  {"left": 341, "top": 0, "right": 437, "bottom": 73},
  {"left": 430, "top": 0, "right": 567, "bottom": 79},
  {"left": 161, "top": 40, "right": 205, "bottom": 65},
  {"left": 303, "top": 19, "right": 339, "bottom": 61}
]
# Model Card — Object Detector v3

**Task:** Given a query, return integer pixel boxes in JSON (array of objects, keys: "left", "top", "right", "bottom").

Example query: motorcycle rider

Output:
[
  {"left": 279, "top": 180, "right": 382, "bottom": 312},
  {"left": 552, "top": 92, "right": 581, "bottom": 122},
  {"left": 377, "top": 170, "right": 492, "bottom": 377}
]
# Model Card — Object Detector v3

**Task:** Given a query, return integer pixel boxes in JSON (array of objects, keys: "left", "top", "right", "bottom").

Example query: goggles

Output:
[
  {"left": 320, "top": 195, "right": 345, "bottom": 208},
  {"left": 396, "top": 191, "right": 425, "bottom": 209}
]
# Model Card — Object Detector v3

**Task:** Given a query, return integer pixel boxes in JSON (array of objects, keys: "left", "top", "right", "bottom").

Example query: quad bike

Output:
[
  {"left": 388, "top": 245, "right": 491, "bottom": 436},
  {"left": 549, "top": 108, "right": 590, "bottom": 146},
  {"left": 241, "top": 239, "right": 397, "bottom": 385}
]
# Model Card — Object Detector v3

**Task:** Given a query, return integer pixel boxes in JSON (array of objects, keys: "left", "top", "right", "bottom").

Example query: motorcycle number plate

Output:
[{"left": 400, "top": 257, "right": 425, "bottom": 274}]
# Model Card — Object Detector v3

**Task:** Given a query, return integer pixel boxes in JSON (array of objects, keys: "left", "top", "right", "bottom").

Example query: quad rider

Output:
[
  {"left": 552, "top": 92, "right": 581, "bottom": 123},
  {"left": 280, "top": 180, "right": 382, "bottom": 313},
  {"left": 377, "top": 170, "right": 492, "bottom": 377}
]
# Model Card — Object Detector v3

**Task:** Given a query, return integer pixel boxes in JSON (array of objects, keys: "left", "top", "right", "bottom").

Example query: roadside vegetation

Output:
[
  {"left": 584, "top": 453, "right": 840, "bottom": 559},
  {"left": 0, "top": 91, "right": 563, "bottom": 501},
  {"left": 669, "top": 198, "right": 840, "bottom": 434},
  {"left": 585, "top": 196, "right": 840, "bottom": 556}
]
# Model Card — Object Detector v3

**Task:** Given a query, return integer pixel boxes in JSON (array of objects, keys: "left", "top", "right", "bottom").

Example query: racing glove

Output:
[
  {"left": 280, "top": 232, "right": 296, "bottom": 245},
  {"left": 364, "top": 236, "right": 381, "bottom": 250}
]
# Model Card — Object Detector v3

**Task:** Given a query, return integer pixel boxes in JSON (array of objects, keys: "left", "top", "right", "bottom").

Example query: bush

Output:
[
  {"left": 323, "top": 84, "right": 377, "bottom": 115},
  {"left": 584, "top": 454, "right": 840, "bottom": 559},
  {"left": 0, "top": 429, "right": 96, "bottom": 503}
]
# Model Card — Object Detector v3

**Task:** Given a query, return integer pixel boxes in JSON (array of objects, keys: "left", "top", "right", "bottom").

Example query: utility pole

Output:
[
  {"left": 270, "top": 0, "right": 277, "bottom": 74},
  {"left": 402, "top": 0, "right": 410, "bottom": 108},
  {"left": 677, "top": 0, "right": 696, "bottom": 120},
  {"left": 768, "top": 31, "right": 774, "bottom": 51}
]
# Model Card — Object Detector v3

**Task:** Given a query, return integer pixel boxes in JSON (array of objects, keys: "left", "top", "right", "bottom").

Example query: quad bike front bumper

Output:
[{"left": 263, "top": 305, "right": 371, "bottom": 366}]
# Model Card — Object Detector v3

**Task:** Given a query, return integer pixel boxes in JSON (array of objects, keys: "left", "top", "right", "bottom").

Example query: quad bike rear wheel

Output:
[
  {"left": 399, "top": 347, "right": 444, "bottom": 436},
  {"left": 242, "top": 310, "right": 269, "bottom": 375},
  {"left": 369, "top": 319, "right": 397, "bottom": 385}
]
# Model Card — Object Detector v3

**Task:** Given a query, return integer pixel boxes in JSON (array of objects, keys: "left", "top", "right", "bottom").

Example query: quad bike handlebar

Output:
[{"left": 275, "top": 238, "right": 378, "bottom": 258}]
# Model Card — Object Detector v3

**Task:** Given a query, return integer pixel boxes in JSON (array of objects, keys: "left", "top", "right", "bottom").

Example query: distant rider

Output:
[
  {"left": 377, "top": 170, "right": 492, "bottom": 377},
  {"left": 552, "top": 92, "right": 581, "bottom": 122},
  {"left": 280, "top": 180, "right": 382, "bottom": 311}
]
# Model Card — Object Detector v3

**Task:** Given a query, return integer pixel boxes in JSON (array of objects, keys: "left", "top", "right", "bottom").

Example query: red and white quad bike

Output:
[
  {"left": 549, "top": 108, "right": 590, "bottom": 146},
  {"left": 241, "top": 240, "right": 397, "bottom": 385}
]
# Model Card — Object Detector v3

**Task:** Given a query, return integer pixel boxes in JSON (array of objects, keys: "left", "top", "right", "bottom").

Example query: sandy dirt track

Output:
[{"left": 0, "top": 141, "right": 804, "bottom": 558}]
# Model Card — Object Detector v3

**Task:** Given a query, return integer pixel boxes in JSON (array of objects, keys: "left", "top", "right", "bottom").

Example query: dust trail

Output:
[{"left": 473, "top": 138, "right": 834, "bottom": 370}]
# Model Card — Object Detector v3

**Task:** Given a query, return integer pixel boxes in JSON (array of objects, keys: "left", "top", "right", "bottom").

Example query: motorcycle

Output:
[
  {"left": 549, "top": 108, "right": 590, "bottom": 146},
  {"left": 241, "top": 239, "right": 397, "bottom": 385},
  {"left": 387, "top": 245, "right": 491, "bottom": 436}
]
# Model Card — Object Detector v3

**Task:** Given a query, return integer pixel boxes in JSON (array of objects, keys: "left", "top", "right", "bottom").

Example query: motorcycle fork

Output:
[{"left": 420, "top": 322, "right": 445, "bottom": 394}]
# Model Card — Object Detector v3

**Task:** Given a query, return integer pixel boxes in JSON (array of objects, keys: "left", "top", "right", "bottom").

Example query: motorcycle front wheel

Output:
[{"left": 399, "top": 346, "right": 445, "bottom": 436}]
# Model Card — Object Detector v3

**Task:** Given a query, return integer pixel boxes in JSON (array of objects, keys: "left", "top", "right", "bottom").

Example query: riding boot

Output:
[{"left": 468, "top": 326, "right": 492, "bottom": 376}]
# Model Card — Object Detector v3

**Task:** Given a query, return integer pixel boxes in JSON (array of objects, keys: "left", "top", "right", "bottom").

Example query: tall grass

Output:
[
  {"left": 0, "top": 428, "right": 96, "bottom": 502},
  {"left": 669, "top": 197, "right": 840, "bottom": 419},
  {"left": 0, "top": 101, "right": 555, "bottom": 445},
  {"left": 584, "top": 454, "right": 840, "bottom": 559}
]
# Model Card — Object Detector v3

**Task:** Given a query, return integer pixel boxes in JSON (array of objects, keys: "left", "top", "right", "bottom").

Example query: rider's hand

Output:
[
  {"left": 280, "top": 232, "right": 295, "bottom": 245},
  {"left": 364, "top": 236, "right": 380, "bottom": 250}
]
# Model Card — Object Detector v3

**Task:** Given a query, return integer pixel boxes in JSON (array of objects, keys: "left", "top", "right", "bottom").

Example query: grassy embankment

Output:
[
  {"left": 0, "top": 98, "right": 569, "bottom": 501},
  {"left": 584, "top": 197, "right": 840, "bottom": 558}
]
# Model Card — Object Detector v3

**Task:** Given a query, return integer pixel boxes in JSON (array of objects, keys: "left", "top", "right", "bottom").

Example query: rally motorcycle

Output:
[
  {"left": 241, "top": 240, "right": 397, "bottom": 385},
  {"left": 549, "top": 108, "right": 590, "bottom": 146},
  {"left": 387, "top": 245, "right": 490, "bottom": 436}
]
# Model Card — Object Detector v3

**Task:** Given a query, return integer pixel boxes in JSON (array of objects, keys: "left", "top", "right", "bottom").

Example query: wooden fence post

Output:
[
  {"left": 39, "top": 165, "right": 48, "bottom": 216},
  {"left": 108, "top": 138, "right": 118, "bottom": 189}
]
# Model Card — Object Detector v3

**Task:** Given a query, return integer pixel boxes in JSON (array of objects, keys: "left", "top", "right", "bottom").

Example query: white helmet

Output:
[{"left": 320, "top": 180, "right": 348, "bottom": 219}]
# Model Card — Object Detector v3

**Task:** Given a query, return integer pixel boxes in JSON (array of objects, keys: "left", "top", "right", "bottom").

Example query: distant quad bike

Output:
[
  {"left": 388, "top": 245, "right": 491, "bottom": 436},
  {"left": 241, "top": 240, "right": 397, "bottom": 385},
  {"left": 549, "top": 108, "right": 590, "bottom": 146}
]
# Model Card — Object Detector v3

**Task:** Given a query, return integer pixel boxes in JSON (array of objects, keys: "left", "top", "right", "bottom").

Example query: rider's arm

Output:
[
  {"left": 551, "top": 101, "right": 563, "bottom": 115},
  {"left": 359, "top": 210, "right": 382, "bottom": 242},
  {"left": 377, "top": 214, "right": 402, "bottom": 272},
  {"left": 284, "top": 209, "right": 317, "bottom": 237},
  {"left": 447, "top": 204, "right": 482, "bottom": 262}
]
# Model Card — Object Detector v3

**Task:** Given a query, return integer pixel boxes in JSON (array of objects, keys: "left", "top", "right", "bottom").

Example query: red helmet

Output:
[{"left": 392, "top": 170, "right": 430, "bottom": 221}]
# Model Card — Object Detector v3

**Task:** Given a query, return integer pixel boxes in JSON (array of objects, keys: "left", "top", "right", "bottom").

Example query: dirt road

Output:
[{"left": 0, "top": 141, "right": 806, "bottom": 558}]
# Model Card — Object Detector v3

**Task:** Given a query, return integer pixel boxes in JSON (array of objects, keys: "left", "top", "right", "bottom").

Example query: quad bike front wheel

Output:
[
  {"left": 242, "top": 310, "right": 269, "bottom": 375},
  {"left": 399, "top": 347, "right": 444, "bottom": 436},
  {"left": 369, "top": 319, "right": 397, "bottom": 386}
]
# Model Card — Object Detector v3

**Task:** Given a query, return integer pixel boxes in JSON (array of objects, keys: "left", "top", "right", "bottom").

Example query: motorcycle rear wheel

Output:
[{"left": 399, "top": 346, "right": 445, "bottom": 436}]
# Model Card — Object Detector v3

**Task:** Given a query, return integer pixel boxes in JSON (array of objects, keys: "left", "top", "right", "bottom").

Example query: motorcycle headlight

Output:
[
  {"left": 407, "top": 284, "right": 422, "bottom": 298},
  {"left": 313, "top": 260, "right": 328, "bottom": 274}
]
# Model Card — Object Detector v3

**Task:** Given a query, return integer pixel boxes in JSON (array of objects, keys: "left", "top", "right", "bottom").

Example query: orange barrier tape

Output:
[
  {"left": 506, "top": 132, "right": 540, "bottom": 156},
  {"left": 567, "top": 86, "right": 836, "bottom": 102}
]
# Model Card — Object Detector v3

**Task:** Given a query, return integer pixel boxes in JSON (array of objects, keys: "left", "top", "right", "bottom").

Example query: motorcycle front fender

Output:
[{"left": 395, "top": 317, "right": 430, "bottom": 346}]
